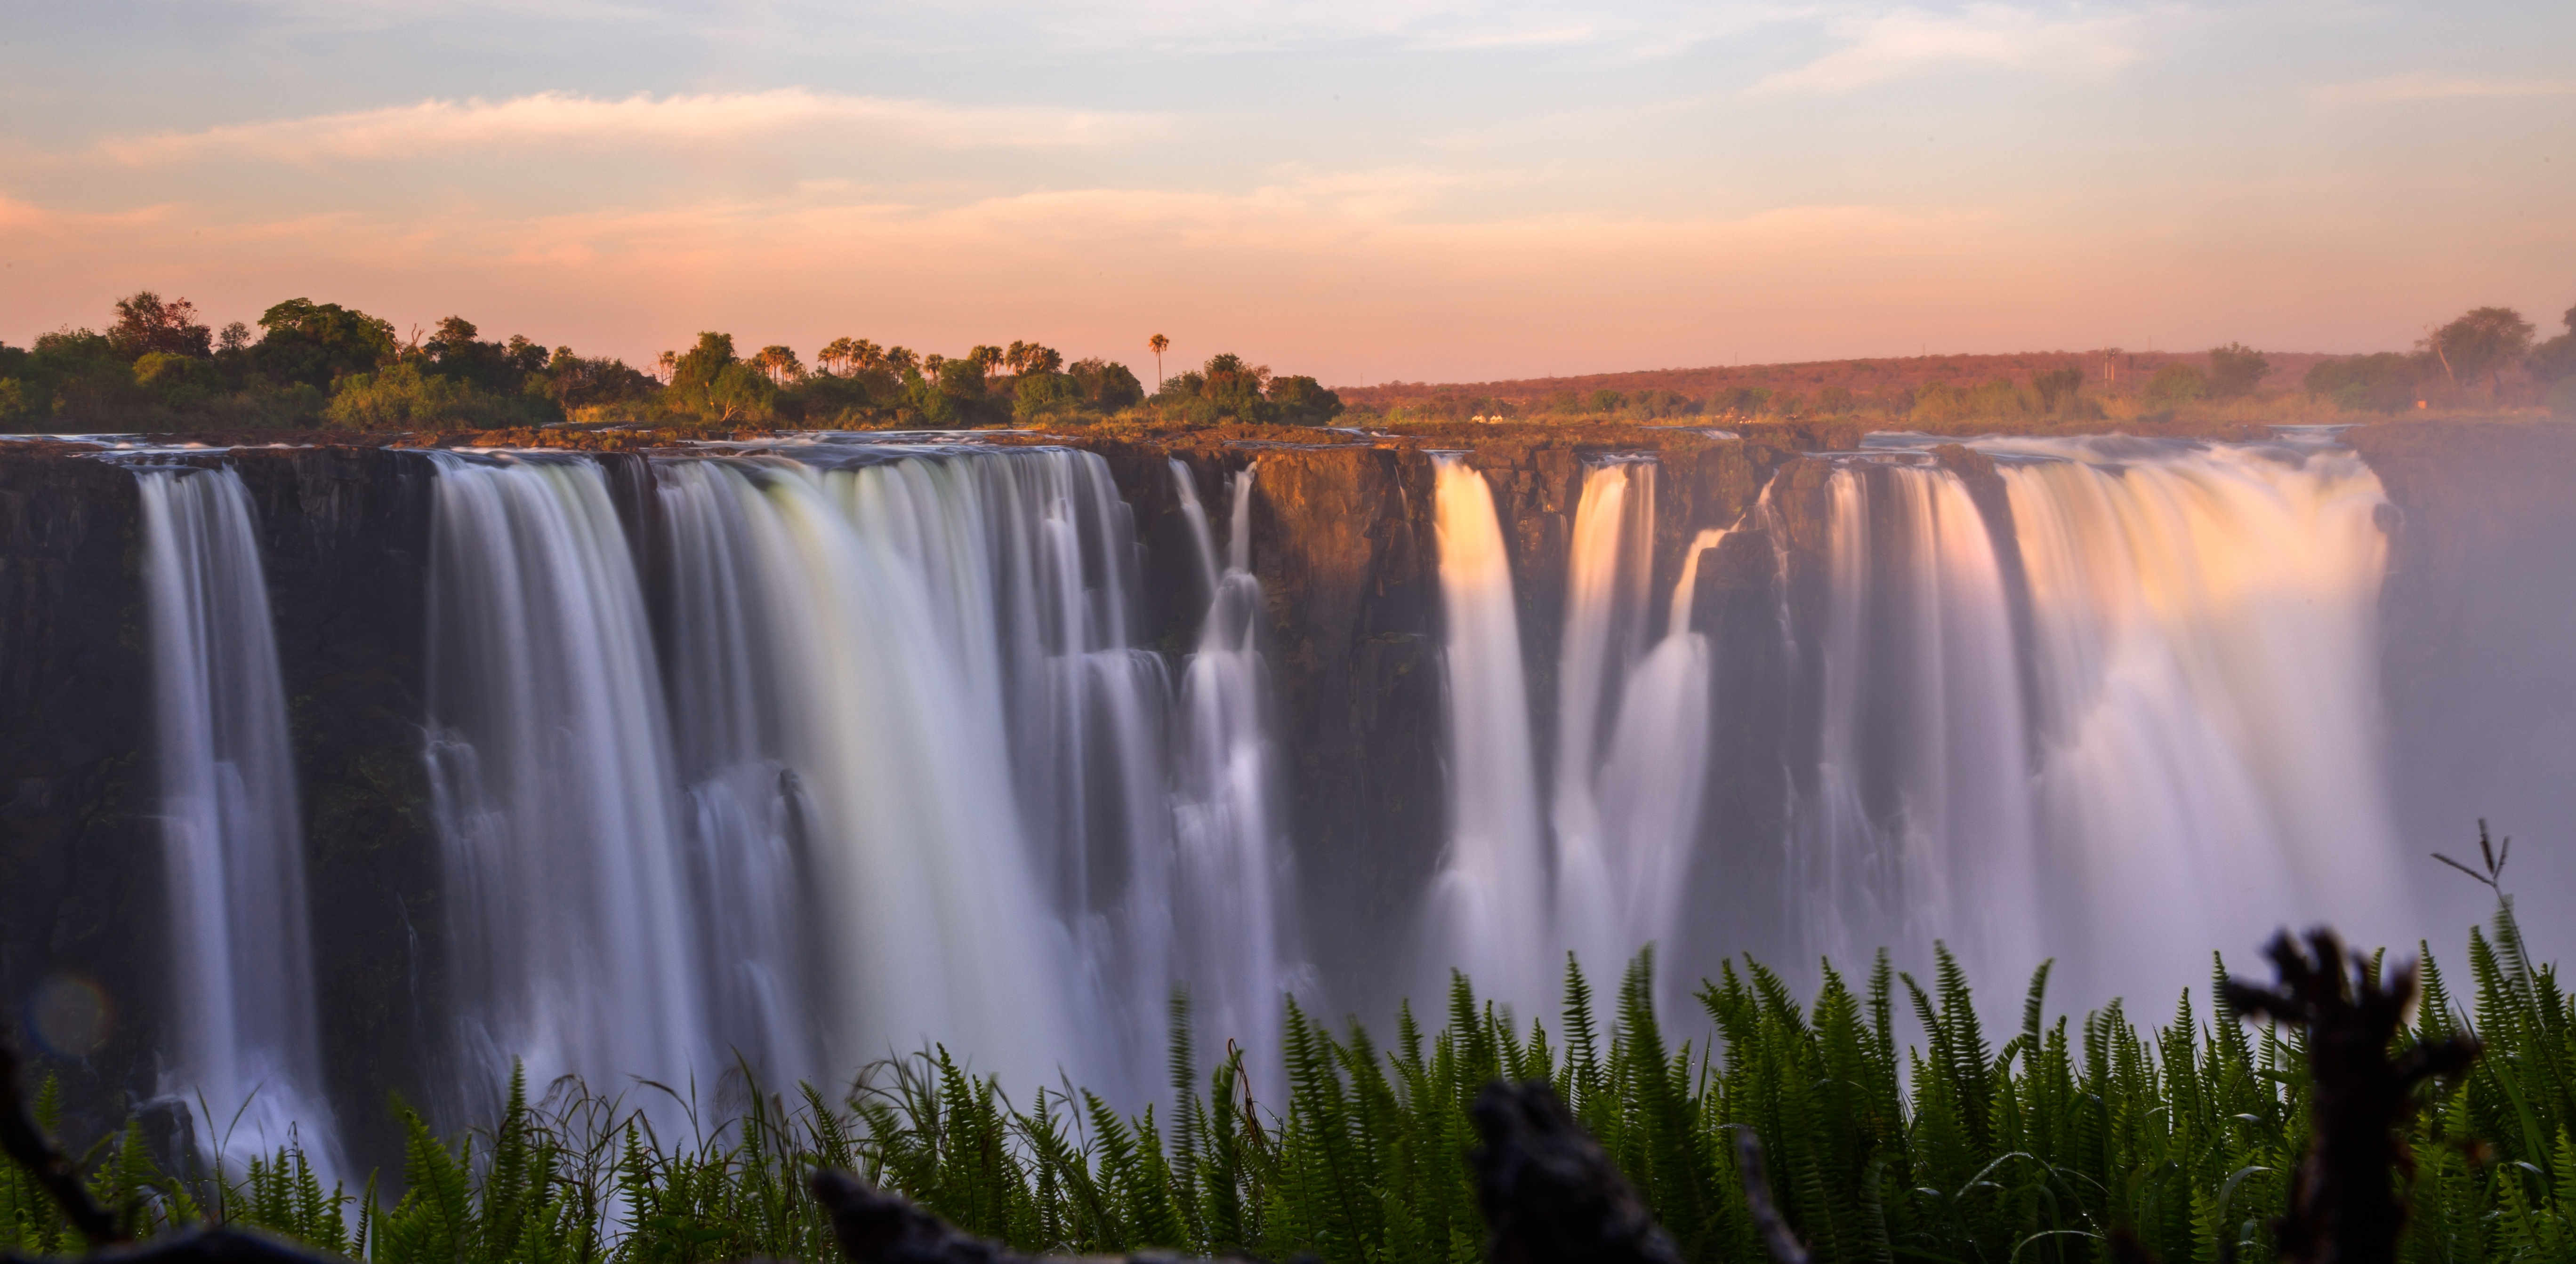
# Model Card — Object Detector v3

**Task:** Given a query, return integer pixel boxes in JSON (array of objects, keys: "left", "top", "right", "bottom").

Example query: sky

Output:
[{"left": 3, "top": 0, "right": 2571, "bottom": 385}]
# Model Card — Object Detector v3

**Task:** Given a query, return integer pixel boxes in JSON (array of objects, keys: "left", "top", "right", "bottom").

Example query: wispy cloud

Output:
[
  {"left": 1751, "top": 4, "right": 2149, "bottom": 96},
  {"left": 2310, "top": 72, "right": 2576, "bottom": 105},
  {"left": 97, "top": 89, "right": 1172, "bottom": 166}
]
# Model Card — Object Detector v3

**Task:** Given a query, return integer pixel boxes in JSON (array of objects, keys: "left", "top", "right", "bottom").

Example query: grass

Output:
[{"left": 10, "top": 895, "right": 2576, "bottom": 1263}]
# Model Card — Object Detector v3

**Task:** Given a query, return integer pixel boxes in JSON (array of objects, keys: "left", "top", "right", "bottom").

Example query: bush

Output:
[
  {"left": 1268, "top": 375, "right": 1343, "bottom": 424},
  {"left": 2207, "top": 342, "right": 2270, "bottom": 398},
  {"left": 324, "top": 361, "right": 555, "bottom": 431},
  {"left": 2142, "top": 362, "right": 2207, "bottom": 407},
  {"left": 2305, "top": 353, "right": 2422, "bottom": 413},
  {"left": 1014, "top": 371, "right": 1087, "bottom": 419},
  {"left": 2550, "top": 376, "right": 2576, "bottom": 419}
]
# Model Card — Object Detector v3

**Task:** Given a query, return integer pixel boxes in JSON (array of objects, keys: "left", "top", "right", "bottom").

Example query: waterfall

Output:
[
  {"left": 1998, "top": 436, "right": 2405, "bottom": 997},
  {"left": 423, "top": 452, "right": 714, "bottom": 1108},
  {"left": 1168, "top": 461, "right": 1300, "bottom": 1088},
  {"left": 1433, "top": 456, "right": 1728, "bottom": 1002},
  {"left": 1427, "top": 455, "right": 1551, "bottom": 1008},
  {"left": 1548, "top": 462, "right": 1655, "bottom": 971},
  {"left": 1797, "top": 437, "right": 2406, "bottom": 1000},
  {"left": 1580, "top": 528, "right": 1725, "bottom": 972},
  {"left": 646, "top": 449, "right": 1142, "bottom": 1094},
  {"left": 136, "top": 466, "right": 337, "bottom": 1170},
  {"left": 1800, "top": 459, "right": 2037, "bottom": 982}
]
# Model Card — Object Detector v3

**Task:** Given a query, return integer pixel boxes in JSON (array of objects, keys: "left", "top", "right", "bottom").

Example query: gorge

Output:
[{"left": 3, "top": 419, "right": 2572, "bottom": 1180}]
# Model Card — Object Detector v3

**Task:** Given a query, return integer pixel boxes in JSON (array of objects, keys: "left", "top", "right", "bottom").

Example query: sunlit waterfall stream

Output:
[
  {"left": 1426, "top": 455, "right": 1551, "bottom": 1007},
  {"left": 136, "top": 465, "right": 338, "bottom": 1170},
  {"left": 1997, "top": 436, "right": 2405, "bottom": 997},
  {"left": 1798, "top": 435, "right": 2406, "bottom": 1000},
  {"left": 1431, "top": 456, "right": 1727, "bottom": 1008}
]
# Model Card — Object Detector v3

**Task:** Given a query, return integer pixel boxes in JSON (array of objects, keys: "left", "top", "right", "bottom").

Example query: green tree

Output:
[
  {"left": 2423, "top": 306, "right": 2535, "bottom": 392},
  {"left": 528, "top": 347, "right": 658, "bottom": 410},
  {"left": 708, "top": 362, "right": 779, "bottom": 422},
  {"left": 1067, "top": 358, "right": 1143, "bottom": 409},
  {"left": 0, "top": 378, "right": 31, "bottom": 428},
  {"left": 2525, "top": 303, "right": 2576, "bottom": 384},
  {"left": 753, "top": 344, "right": 805, "bottom": 385},
  {"left": 131, "top": 352, "right": 221, "bottom": 406},
  {"left": 106, "top": 292, "right": 212, "bottom": 360},
  {"left": 1267, "top": 375, "right": 1342, "bottom": 424},
  {"left": 2207, "top": 343, "right": 2270, "bottom": 399},
  {"left": 669, "top": 332, "right": 740, "bottom": 400},
  {"left": 254, "top": 298, "right": 397, "bottom": 389}
]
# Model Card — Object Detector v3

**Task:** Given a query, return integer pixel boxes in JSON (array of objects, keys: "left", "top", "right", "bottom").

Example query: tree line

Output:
[
  {"left": 1382, "top": 300, "right": 2576, "bottom": 426},
  {"left": 0, "top": 295, "right": 1344, "bottom": 433}
]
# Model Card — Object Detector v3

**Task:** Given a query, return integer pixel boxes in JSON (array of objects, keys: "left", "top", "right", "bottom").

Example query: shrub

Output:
[
  {"left": 2305, "top": 353, "right": 2422, "bottom": 413},
  {"left": 2142, "top": 362, "right": 2206, "bottom": 407},
  {"left": 2207, "top": 342, "right": 2270, "bottom": 398},
  {"left": 324, "top": 362, "right": 555, "bottom": 431},
  {"left": 1266, "top": 375, "right": 1343, "bottom": 424}
]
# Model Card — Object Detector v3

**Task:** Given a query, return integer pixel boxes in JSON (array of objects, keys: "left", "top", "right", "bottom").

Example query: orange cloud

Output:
[{"left": 97, "top": 89, "right": 1174, "bottom": 167}]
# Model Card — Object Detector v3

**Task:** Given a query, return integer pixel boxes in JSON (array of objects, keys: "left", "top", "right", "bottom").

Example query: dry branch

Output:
[{"left": 2220, "top": 928, "right": 2481, "bottom": 1264}]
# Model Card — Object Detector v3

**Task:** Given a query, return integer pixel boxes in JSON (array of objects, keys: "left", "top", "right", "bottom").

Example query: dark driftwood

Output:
[
  {"left": 1468, "top": 1080, "right": 1680, "bottom": 1264},
  {"left": 2220, "top": 928, "right": 2481, "bottom": 1264}
]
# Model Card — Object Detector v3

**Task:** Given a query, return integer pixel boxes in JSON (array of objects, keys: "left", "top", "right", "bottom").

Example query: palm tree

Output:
[{"left": 1149, "top": 333, "right": 1169, "bottom": 390}]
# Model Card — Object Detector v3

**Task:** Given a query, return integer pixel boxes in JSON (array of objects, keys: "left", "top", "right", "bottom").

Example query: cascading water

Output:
[
  {"left": 424, "top": 452, "right": 715, "bottom": 1110},
  {"left": 136, "top": 465, "right": 338, "bottom": 1170},
  {"left": 647, "top": 449, "right": 1148, "bottom": 1095},
  {"left": 1800, "top": 458, "right": 2037, "bottom": 984},
  {"left": 1580, "top": 527, "right": 1725, "bottom": 973},
  {"left": 1433, "top": 456, "right": 1726, "bottom": 1003},
  {"left": 1168, "top": 462, "right": 1301, "bottom": 1086},
  {"left": 1426, "top": 455, "right": 1552, "bottom": 1008},
  {"left": 427, "top": 440, "right": 1300, "bottom": 1107},
  {"left": 1796, "top": 435, "right": 2407, "bottom": 1002},
  {"left": 1997, "top": 436, "right": 2405, "bottom": 998},
  {"left": 1548, "top": 462, "right": 1656, "bottom": 972}
]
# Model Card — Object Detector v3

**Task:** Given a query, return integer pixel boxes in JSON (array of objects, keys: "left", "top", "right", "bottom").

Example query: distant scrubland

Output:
[{"left": 3, "top": 291, "right": 2571, "bottom": 439}]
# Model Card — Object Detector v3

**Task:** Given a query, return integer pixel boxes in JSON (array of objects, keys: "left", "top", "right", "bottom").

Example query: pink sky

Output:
[{"left": 6, "top": 4, "right": 2572, "bottom": 385}]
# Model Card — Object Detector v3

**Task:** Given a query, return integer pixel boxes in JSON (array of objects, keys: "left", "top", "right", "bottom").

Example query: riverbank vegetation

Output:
[
  {"left": 7, "top": 882, "right": 2573, "bottom": 1264},
  {"left": 5, "top": 290, "right": 2570, "bottom": 439},
  {"left": 0, "top": 294, "right": 1338, "bottom": 437}
]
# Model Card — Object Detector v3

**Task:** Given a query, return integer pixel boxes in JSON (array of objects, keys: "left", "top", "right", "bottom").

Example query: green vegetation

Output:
[
  {"left": 0, "top": 292, "right": 1331, "bottom": 436},
  {"left": 12, "top": 892, "right": 2576, "bottom": 1264}
]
